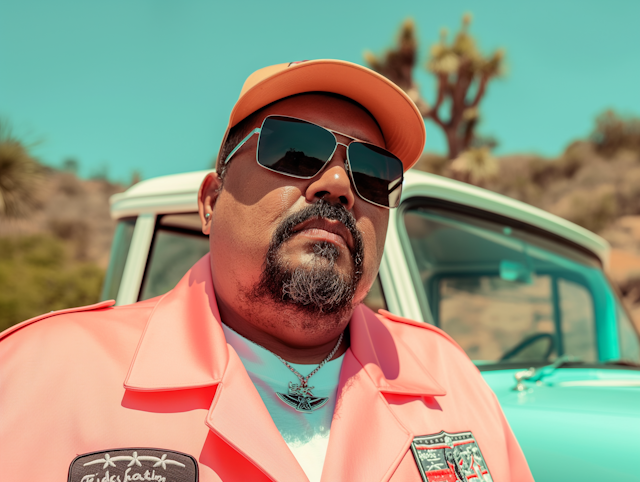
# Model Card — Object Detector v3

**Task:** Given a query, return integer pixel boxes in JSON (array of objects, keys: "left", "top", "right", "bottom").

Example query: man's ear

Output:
[{"left": 198, "top": 171, "right": 222, "bottom": 235}]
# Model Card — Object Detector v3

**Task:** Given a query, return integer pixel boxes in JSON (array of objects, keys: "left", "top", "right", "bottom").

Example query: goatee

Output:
[{"left": 251, "top": 200, "right": 364, "bottom": 317}]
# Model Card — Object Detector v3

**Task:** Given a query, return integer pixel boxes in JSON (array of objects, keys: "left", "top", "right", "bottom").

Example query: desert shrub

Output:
[
  {"left": 0, "top": 234, "right": 104, "bottom": 332},
  {"left": 616, "top": 168, "right": 640, "bottom": 215},
  {"left": 590, "top": 110, "right": 640, "bottom": 157},
  {"left": 0, "top": 122, "right": 44, "bottom": 217},
  {"left": 450, "top": 147, "right": 499, "bottom": 185},
  {"left": 560, "top": 185, "right": 619, "bottom": 233},
  {"left": 414, "top": 153, "right": 449, "bottom": 176},
  {"left": 527, "top": 143, "right": 591, "bottom": 189},
  {"left": 528, "top": 157, "right": 562, "bottom": 187},
  {"left": 62, "top": 157, "right": 79, "bottom": 174},
  {"left": 57, "top": 172, "right": 83, "bottom": 196},
  {"left": 558, "top": 141, "right": 593, "bottom": 176},
  {"left": 48, "top": 218, "right": 90, "bottom": 260}
]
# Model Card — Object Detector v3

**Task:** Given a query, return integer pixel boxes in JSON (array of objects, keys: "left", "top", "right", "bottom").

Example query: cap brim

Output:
[{"left": 219, "top": 59, "right": 425, "bottom": 172}]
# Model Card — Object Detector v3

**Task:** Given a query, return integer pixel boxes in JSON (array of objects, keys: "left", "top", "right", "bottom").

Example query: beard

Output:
[{"left": 250, "top": 200, "right": 364, "bottom": 318}]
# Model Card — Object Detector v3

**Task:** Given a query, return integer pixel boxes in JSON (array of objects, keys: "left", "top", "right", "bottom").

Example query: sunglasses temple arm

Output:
[
  {"left": 389, "top": 176, "right": 403, "bottom": 192},
  {"left": 223, "top": 128, "right": 261, "bottom": 165}
]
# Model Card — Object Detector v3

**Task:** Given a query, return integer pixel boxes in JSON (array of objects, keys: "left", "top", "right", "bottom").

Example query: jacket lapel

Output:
[
  {"left": 321, "top": 305, "right": 446, "bottom": 482},
  {"left": 206, "top": 347, "right": 308, "bottom": 482},
  {"left": 320, "top": 349, "right": 413, "bottom": 482}
]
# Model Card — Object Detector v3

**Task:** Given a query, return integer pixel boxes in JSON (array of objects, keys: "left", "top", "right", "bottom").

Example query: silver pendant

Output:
[{"left": 276, "top": 381, "right": 329, "bottom": 413}]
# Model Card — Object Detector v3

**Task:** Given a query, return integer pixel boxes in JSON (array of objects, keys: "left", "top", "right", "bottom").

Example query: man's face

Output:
[{"left": 203, "top": 94, "right": 390, "bottom": 347}]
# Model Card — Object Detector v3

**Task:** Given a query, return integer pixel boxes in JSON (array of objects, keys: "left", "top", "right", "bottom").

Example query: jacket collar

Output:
[
  {"left": 125, "top": 254, "right": 445, "bottom": 398},
  {"left": 125, "top": 255, "right": 447, "bottom": 482},
  {"left": 124, "top": 254, "right": 228, "bottom": 391},
  {"left": 349, "top": 304, "right": 446, "bottom": 397}
]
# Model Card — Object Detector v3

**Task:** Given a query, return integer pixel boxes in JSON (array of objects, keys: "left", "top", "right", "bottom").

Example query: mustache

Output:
[{"left": 269, "top": 199, "right": 364, "bottom": 264}]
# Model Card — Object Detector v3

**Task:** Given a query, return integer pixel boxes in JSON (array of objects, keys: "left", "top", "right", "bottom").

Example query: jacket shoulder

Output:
[
  {"left": 376, "top": 308, "right": 467, "bottom": 356},
  {"left": 0, "top": 300, "right": 116, "bottom": 342},
  {"left": 0, "top": 297, "right": 160, "bottom": 342}
]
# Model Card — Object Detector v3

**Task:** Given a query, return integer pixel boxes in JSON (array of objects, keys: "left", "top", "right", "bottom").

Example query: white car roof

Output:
[{"left": 110, "top": 169, "right": 609, "bottom": 266}]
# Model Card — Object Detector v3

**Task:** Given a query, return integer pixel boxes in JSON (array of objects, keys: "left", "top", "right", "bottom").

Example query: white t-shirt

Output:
[{"left": 221, "top": 324, "right": 344, "bottom": 482}]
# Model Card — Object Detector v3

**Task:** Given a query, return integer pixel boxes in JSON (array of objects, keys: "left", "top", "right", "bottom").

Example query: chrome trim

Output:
[{"left": 116, "top": 213, "right": 156, "bottom": 306}]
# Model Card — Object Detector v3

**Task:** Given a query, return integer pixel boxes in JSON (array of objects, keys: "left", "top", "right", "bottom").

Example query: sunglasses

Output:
[{"left": 223, "top": 115, "right": 404, "bottom": 208}]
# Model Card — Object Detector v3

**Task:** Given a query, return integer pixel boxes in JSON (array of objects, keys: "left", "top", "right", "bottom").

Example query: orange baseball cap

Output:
[{"left": 215, "top": 59, "right": 426, "bottom": 172}]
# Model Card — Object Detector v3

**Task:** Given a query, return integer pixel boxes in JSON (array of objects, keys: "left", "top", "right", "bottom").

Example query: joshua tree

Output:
[
  {"left": 0, "top": 121, "right": 43, "bottom": 218},
  {"left": 365, "top": 14, "right": 504, "bottom": 162}
]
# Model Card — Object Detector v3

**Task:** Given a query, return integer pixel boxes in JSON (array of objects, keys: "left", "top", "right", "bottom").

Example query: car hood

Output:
[
  {"left": 484, "top": 367, "right": 640, "bottom": 416},
  {"left": 481, "top": 368, "right": 640, "bottom": 481}
]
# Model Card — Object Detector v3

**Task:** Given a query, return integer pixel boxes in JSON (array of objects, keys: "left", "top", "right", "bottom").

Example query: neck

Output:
[{"left": 215, "top": 294, "right": 351, "bottom": 364}]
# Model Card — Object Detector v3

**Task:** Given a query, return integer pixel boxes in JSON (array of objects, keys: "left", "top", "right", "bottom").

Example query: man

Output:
[{"left": 0, "top": 60, "right": 533, "bottom": 482}]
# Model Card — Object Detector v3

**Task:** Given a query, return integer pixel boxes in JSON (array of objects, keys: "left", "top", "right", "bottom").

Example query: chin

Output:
[{"left": 281, "top": 310, "right": 352, "bottom": 340}]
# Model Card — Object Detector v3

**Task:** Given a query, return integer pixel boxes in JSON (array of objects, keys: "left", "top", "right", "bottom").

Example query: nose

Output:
[{"left": 304, "top": 145, "right": 355, "bottom": 210}]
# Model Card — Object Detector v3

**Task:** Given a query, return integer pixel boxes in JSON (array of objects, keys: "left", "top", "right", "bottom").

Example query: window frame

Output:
[
  {"left": 396, "top": 197, "right": 627, "bottom": 365},
  {"left": 100, "top": 216, "right": 137, "bottom": 302},
  {"left": 137, "top": 213, "right": 209, "bottom": 302}
]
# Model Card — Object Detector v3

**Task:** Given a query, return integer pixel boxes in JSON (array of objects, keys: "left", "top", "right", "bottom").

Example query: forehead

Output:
[{"left": 252, "top": 93, "right": 386, "bottom": 147}]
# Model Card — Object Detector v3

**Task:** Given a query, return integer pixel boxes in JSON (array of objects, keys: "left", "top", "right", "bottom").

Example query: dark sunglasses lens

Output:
[
  {"left": 348, "top": 143, "right": 404, "bottom": 208},
  {"left": 257, "top": 117, "right": 336, "bottom": 178}
]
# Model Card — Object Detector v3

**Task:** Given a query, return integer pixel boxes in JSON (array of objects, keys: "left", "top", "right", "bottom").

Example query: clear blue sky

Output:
[{"left": 1, "top": 0, "right": 639, "bottom": 182}]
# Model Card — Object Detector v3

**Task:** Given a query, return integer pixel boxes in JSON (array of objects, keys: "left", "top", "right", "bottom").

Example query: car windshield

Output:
[{"left": 402, "top": 203, "right": 640, "bottom": 369}]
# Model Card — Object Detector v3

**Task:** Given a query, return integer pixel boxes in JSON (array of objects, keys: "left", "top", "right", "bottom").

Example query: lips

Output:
[{"left": 291, "top": 217, "right": 355, "bottom": 252}]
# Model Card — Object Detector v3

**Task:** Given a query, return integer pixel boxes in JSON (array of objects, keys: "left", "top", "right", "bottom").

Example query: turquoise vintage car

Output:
[{"left": 104, "top": 169, "right": 640, "bottom": 481}]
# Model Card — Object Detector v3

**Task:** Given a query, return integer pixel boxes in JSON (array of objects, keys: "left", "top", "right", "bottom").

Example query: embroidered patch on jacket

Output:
[
  {"left": 410, "top": 431, "right": 493, "bottom": 482},
  {"left": 68, "top": 448, "right": 198, "bottom": 482}
]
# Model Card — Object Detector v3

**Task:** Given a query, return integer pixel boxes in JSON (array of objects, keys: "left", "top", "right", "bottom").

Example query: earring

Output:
[{"left": 205, "top": 213, "right": 210, "bottom": 220}]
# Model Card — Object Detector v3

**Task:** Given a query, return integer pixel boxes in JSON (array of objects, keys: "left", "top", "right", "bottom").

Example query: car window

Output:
[
  {"left": 101, "top": 217, "right": 136, "bottom": 301},
  {"left": 139, "top": 214, "right": 209, "bottom": 301},
  {"left": 438, "top": 274, "right": 597, "bottom": 363},
  {"left": 401, "top": 203, "right": 638, "bottom": 366}
]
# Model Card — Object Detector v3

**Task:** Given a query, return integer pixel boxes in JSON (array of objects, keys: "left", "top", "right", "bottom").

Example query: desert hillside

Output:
[
  {"left": 0, "top": 168, "right": 125, "bottom": 330},
  {"left": 0, "top": 168, "right": 124, "bottom": 267}
]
